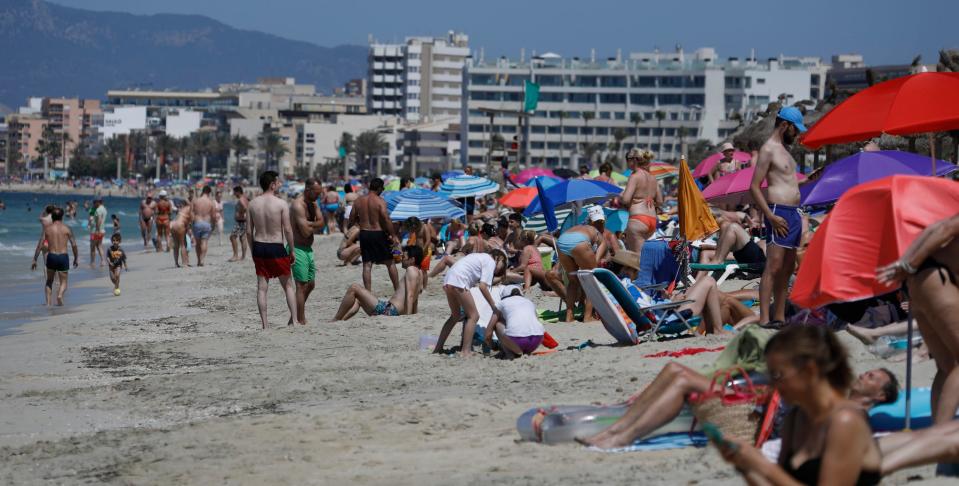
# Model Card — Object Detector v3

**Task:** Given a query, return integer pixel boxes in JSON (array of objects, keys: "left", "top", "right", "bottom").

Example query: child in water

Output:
[{"left": 107, "top": 233, "right": 128, "bottom": 295}]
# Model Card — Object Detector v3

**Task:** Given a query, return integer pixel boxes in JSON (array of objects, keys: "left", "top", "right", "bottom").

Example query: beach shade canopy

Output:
[
  {"left": 588, "top": 169, "right": 629, "bottom": 184},
  {"left": 649, "top": 162, "right": 680, "bottom": 180},
  {"left": 441, "top": 170, "right": 465, "bottom": 181},
  {"left": 499, "top": 187, "right": 538, "bottom": 209},
  {"left": 523, "top": 208, "right": 575, "bottom": 233},
  {"left": 692, "top": 151, "right": 753, "bottom": 178},
  {"left": 553, "top": 168, "right": 579, "bottom": 179},
  {"left": 802, "top": 72, "right": 959, "bottom": 149},
  {"left": 437, "top": 175, "right": 500, "bottom": 199},
  {"left": 701, "top": 166, "right": 805, "bottom": 206},
  {"left": 523, "top": 179, "right": 622, "bottom": 216},
  {"left": 523, "top": 175, "right": 563, "bottom": 189},
  {"left": 387, "top": 188, "right": 466, "bottom": 221},
  {"left": 678, "top": 158, "right": 719, "bottom": 241},
  {"left": 801, "top": 150, "right": 957, "bottom": 207},
  {"left": 791, "top": 175, "right": 959, "bottom": 309},
  {"left": 514, "top": 167, "right": 557, "bottom": 185}
]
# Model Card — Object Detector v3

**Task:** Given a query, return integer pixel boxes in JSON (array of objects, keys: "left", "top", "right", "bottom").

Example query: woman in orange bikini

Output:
[
  {"left": 620, "top": 148, "right": 662, "bottom": 256},
  {"left": 155, "top": 191, "right": 173, "bottom": 252}
]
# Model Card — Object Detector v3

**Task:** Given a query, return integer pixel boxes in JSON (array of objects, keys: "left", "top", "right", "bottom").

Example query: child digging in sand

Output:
[
  {"left": 483, "top": 285, "right": 545, "bottom": 358},
  {"left": 107, "top": 233, "right": 128, "bottom": 295},
  {"left": 434, "top": 249, "right": 509, "bottom": 357}
]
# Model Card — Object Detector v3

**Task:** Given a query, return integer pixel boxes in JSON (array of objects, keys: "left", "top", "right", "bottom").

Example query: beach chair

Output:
[
  {"left": 576, "top": 268, "right": 696, "bottom": 345},
  {"left": 689, "top": 260, "right": 764, "bottom": 286}
]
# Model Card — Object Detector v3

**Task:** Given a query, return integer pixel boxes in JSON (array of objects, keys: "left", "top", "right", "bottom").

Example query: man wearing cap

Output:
[
  {"left": 155, "top": 191, "right": 173, "bottom": 252},
  {"left": 750, "top": 106, "right": 806, "bottom": 327},
  {"left": 708, "top": 142, "right": 740, "bottom": 183}
]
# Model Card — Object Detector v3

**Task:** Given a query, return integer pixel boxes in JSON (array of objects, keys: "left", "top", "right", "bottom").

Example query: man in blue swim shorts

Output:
[
  {"left": 332, "top": 246, "right": 425, "bottom": 320},
  {"left": 749, "top": 106, "right": 806, "bottom": 328}
]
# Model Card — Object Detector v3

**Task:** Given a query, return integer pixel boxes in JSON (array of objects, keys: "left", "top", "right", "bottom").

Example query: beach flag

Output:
[
  {"left": 678, "top": 156, "right": 718, "bottom": 241},
  {"left": 535, "top": 177, "right": 558, "bottom": 232},
  {"left": 524, "top": 81, "right": 540, "bottom": 113}
]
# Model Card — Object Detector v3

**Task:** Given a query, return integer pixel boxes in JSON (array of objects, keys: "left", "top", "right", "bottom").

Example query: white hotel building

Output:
[
  {"left": 462, "top": 47, "right": 828, "bottom": 168},
  {"left": 368, "top": 32, "right": 470, "bottom": 123}
]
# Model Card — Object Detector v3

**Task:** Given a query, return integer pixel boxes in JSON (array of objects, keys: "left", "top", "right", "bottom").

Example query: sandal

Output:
[{"left": 759, "top": 320, "right": 786, "bottom": 330}]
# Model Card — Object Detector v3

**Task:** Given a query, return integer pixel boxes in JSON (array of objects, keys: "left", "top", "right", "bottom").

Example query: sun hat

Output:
[
  {"left": 499, "top": 284, "right": 523, "bottom": 299},
  {"left": 587, "top": 205, "right": 606, "bottom": 222},
  {"left": 720, "top": 142, "right": 735, "bottom": 152},
  {"left": 611, "top": 249, "right": 641, "bottom": 270},
  {"left": 158, "top": 190, "right": 168, "bottom": 197},
  {"left": 777, "top": 106, "right": 807, "bottom": 133}
]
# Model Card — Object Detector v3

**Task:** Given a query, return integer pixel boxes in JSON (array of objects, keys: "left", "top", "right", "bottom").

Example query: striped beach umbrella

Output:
[
  {"left": 437, "top": 175, "right": 500, "bottom": 199},
  {"left": 523, "top": 208, "right": 575, "bottom": 233},
  {"left": 649, "top": 162, "right": 680, "bottom": 180},
  {"left": 387, "top": 188, "right": 465, "bottom": 221},
  {"left": 588, "top": 169, "right": 629, "bottom": 184}
]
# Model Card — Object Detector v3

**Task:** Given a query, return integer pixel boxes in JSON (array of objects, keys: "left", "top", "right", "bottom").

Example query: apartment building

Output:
[
  {"left": 368, "top": 32, "right": 470, "bottom": 122},
  {"left": 462, "top": 47, "right": 829, "bottom": 169},
  {"left": 4, "top": 97, "right": 101, "bottom": 172}
]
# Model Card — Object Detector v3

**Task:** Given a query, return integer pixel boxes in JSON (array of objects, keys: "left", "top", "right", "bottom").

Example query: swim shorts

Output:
[
  {"left": 323, "top": 203, "right": 339, "bottom": 214},
  {"left": 45, "top": 252, "right": 70, "bottom": 272},
  {"left": 291, "top": 245, "right": 315, "bottom": 282},
  {"left": 732, "top": 240, "right": 767, "bottom": 271},
  {"left": 420, "top": 247, "right": 433, "bottom": 271},
  {"left": 231, "top": 220, "right": 247, "bottom": 238},
  {"left": 252, "top": 241, "right": 291, "bottom": 279},
  {"left": 359, "top": 230, "right": 393, "bottom": 264},
  {"left": 373, "top": 300, "right": 399, "bottom": 316},
  {"left": 511, "top": 335, "right": 544, "bottom": 354},
  {"left": 90, "top": 233, "right": 104, "bottom": 242},
  {"left": 764, "top": 204, "right": 802, "bottom": 249},
  {"left": 193, "top": 221, "right": 213, "bottom": 240}
]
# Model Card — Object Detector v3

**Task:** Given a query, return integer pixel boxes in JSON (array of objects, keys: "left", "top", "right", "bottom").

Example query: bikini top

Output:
[{"left": 781, "top": 407, "right": 881, "bottom": 486}]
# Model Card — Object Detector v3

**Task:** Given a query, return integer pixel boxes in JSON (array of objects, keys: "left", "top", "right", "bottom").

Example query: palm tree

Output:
[
  {"left": 612, "top": 128, "right": 629, "bottom": 171},
  {"left": 259, "top": 131, "right": 288, "bottom": 173},
  {"left": 677, "top": 126, "right": 688, "bottom": 161},
  {"left": 191, "top": 131, "right": 214, "bottom": 179},
  {"left": 36, "top": 125, "right": 61, "bottom": 178},
  {"left": 230, "top": 134, "right": 253, "bottom": 179},
  {"left": 581, "top": 111, "right": 595, "bottom": 166},
  {"left": 630, "top": 112, "right": 642, "bottom": 151},
  {"left": 557, "top": 111, "right": 568, "bottom": 169},
  {"left": 155, "top": 134, "right": 178, "bottom": 179},
  {"left": 354, "top": 130, "right": 387, "bottom": 175},
  {"left": 176, "top": 136, "right": 190, "bottom": 181},
  {"left": 101, "top": 136, "right": 125, "bottom": 180},
  {"left": 654, "top": 110, "right": 666, "bottom": 154}
]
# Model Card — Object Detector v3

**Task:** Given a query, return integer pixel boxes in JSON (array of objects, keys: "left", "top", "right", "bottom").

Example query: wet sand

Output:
[{"left": 0, "top": 236, "right": 944, "bottom": 484}]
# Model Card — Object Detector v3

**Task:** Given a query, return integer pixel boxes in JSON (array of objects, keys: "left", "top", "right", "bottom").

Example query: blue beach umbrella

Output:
[
  {"left": 437, "top": 175, "right": 500, "bottom": 199},
  {"left": 414, "top": 176, "right": 430, "bottom": 186},
  {"left": 523, "top": 175, "right": 563, "bottom": 190},
  {"left": 523, "top": 180, "right": 623, "bottom": 216},
  {"left": 388, "top": 188, "right": 466, "bottom": 221},
  {"left": 441, "top": 170, "right": 465, "bottom": 181}
]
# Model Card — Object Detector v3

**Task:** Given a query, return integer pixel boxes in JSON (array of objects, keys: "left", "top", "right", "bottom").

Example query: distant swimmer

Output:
[
  {"left": 31, "top": 207, "right": 78, "bottom": 306},
  {"left": 247, "top": 171, "right": 298, "bottom": 329}
]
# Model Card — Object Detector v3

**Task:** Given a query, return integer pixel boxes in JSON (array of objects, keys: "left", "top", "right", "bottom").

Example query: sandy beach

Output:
[{"left": 0, "top": 236, "right": 947, "bottom": 485}]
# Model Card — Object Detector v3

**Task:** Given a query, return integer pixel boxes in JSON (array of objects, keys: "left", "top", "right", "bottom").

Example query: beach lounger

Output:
[
  {"left": 576, "top": 269, "right": 696, "bottom": 345},
  {"left": 689, "top": 260, "right": 764, "bottom": 286}
]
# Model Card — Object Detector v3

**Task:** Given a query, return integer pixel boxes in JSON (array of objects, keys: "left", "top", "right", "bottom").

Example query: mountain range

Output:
[{"left": 0, "top": 0, "right": 367, "bottom": 113}]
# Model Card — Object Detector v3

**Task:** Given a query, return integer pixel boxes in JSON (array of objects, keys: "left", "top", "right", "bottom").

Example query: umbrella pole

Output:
[
  {"left": 905, "top": 304, "right": 914, "bottom": 431},
  {"left": 929, "top": 133, "right": 937, "bottom": 175}
]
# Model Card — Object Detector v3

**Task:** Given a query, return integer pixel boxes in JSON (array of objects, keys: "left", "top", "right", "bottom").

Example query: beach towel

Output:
[
  {"left": 702, "top": 324, "right": 774, "bottom": 375},
  {"left": 593, "top": 432, "right": 707, "bottom": 453},
  {"left": 643, "top": 346, "right": 725, "bottom": 359}
]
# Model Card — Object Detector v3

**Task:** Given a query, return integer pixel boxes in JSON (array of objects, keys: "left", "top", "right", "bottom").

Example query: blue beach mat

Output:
[{"left": 593, "top": 432, "right": 708, "bottom": 453}]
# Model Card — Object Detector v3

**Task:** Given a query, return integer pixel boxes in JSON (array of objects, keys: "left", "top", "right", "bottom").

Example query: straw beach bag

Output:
[{"left": 688, "top": 367, "right": 771, "bottom": 445}]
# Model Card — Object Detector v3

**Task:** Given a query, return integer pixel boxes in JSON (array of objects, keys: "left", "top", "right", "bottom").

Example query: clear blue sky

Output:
[{"left": 51, "top": 0, "right": 957, "bottom": 66}]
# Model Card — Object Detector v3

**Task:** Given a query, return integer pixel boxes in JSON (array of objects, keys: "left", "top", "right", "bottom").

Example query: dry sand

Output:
[{"left": 0, "top": 236, "right": 948, "bottom": 484}]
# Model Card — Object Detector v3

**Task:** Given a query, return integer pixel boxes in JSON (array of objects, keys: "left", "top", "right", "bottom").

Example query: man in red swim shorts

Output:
[{"left": 247, "top": 170, "right": 297, "bottom": 329}]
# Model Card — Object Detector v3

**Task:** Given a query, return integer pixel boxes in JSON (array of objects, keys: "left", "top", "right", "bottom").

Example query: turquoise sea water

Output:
[{"left": 0, "top": 191, "right": 235, "bottom": 334}]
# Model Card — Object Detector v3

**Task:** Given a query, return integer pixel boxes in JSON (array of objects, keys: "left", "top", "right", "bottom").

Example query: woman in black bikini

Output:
[{"left": 717, "top": 325, "right": 882, "bottom": 485}]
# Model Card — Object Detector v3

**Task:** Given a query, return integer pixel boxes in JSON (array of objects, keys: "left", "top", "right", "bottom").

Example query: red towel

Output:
[{"left": 643, "top": 346, "right": 725, "bottom": 358}]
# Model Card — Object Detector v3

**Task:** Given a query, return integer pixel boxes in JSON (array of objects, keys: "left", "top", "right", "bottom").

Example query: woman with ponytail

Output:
[{"left": 717, "top": 325, "right": 882, "bottom": 485}]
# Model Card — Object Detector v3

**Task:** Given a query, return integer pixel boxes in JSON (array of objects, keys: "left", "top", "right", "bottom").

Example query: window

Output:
[
  {"left": 531, "top": 125, "right": 546, "bottom": 133},
  {"left": 630, "top": 94, "right": 654, "bottom": 105},
  {"left": 658, "top": 94, "right": 683, "bottom": 105},
  {"left": 531, "top": 142, "right": 545, "bottom": 149},
  {"left": 408, "top": 53, "right": 420, "bottom": 60},
  {"left": 508, "top": 75, "right": 530, "bottom": 86},
  {"left": 569, "top": 93, "right": 594, "bottom": 103},
  {"left": 670, "top": 112, "right": 679, "bottom": 120},
  {"left": 409, "top": 79, "right": 419, "bottom": 86},
  {"left": 547, "top": 142, "right": 561, "bottom": 150},
  {"left": 471, "top": 74, "right": 496, "bottom": 85},
  {"left": 685, "top": 94, "right": 705, "bottom": 106},
  {"left": 540, "top": 92, "right": 564, "bottom": 102},
  {"left": 504, "top": 91, "right": 522, "bottom": 102},
  {"left": 564, "top": 126, "right": 578, "bottom": 134},
  {"left": 600, "top": 76, "right": 626, "bottom": 87},
  {"left": 573, "top": 76, "right": 597, "bottom": 87},
  {"left": 614, "top": 112, "right": 626, "bottom": 120},
  {"left": 470, "top": 91, "right": 501, "bottom": 101},
  {"left": 547, "top": 126, "right": 560, "bottom": 134},
  {"left": 599, "top": 93, "right": 626, "bottom": 104},
  {"left": 536, "top": 75, "right": 563, "bottom": 86},
  {"left": 659, "top": 76, "right": 684, "bottom": 87},
  {"left": 595, "top": 127, "right": 609, "bottom": 135},
  {"left": 756, "top": 78, "right": 766, "bottom": 85},
  {"left": 408, "top": 93, "right": 419, "bottom": 100},
  {"left": 599, "top": 112, "right": 611, "bottom": 119},
  {"left": 631, "top": 76, "right": 656, "bottom": 87},
  {"left": 409, "top": 66, "right": 419, "bottom": 73}
]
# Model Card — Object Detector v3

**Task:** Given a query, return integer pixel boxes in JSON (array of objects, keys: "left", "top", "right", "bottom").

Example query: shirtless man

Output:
[
  {"left": 333, "top": 246, "right": 424, "bottom": 320},
  {"left": 31, "top": 207, "right": 78, "bottom": 306},
  {"left": 191, "top": 185, "right": 217, "bottom": 266},
  {"left": 341, "top": 184, "right": 359, "bottom": 231},
  {"left": 619, "top": 148, "right": 662, "bottom": 255},
  {"left": 321, "top": 185, "right": 340, "bottom": 234},
  {"left": 170, "top": 199, "right": 193, "bottom": 268},
  {"left": 213, "top": 190, "right": 225, "bottom": 245},
  {"left": 347, "top": 177, "right": 399, "bottom": 291},
  {"left": 229, "top": 186, "right": 250, "bottom": 261},
  {"left": 750, "top": 107, "right": 805, "bottom": 326},
  {"left": 155, "top": 191, "right": 173, "bottom": 252},
  {"left": 139, "top": 194, "right": 156, "bottom": 248},
  {"left": 247, "top": 171, "right": 298, "bottom": 329},
  {"left": 290, "top": 178, "right": 327, "bottom": 325}
]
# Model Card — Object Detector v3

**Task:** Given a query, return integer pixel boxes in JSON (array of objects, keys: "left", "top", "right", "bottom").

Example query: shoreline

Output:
[{"left": 0, "top": 236, "right": 940, "bottom": 484}]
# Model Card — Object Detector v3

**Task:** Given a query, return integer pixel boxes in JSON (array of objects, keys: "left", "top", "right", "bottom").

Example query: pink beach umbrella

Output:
[
  {"left": 514, "top": 167, "right": 557, "bottom": 185},
  {"left": 702, "top": 166, "right": 806, "bottom": 206},
  {"left": 692, "top": 151, "right": 753, "bottom": 178}
]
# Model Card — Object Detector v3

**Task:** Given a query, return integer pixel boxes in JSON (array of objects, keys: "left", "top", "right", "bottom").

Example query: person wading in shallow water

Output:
[{"left": 32, "top": 207, "right": 79, "bottom": 306}]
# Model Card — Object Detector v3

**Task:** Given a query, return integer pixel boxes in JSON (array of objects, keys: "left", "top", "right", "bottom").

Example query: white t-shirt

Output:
[
  {"left": 443, "top": 253, "right": 495, "bottom": 289},
  {"left": 496, "top": 295, "right": 544, "bottom": 338},
  {"left": 94, "top": 205, "right": 108, "bottom": 234}
]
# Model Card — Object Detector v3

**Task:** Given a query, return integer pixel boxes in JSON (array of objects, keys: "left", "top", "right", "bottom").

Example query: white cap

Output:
[
  {"left": 587, "top": 205, "right": 605, "bottom": 222},
  {"left": 499, "top": 285, "right": 523, "bottom": 299},
  {"left": 158, "top": 190, "right": 168, "bottom": 197}
]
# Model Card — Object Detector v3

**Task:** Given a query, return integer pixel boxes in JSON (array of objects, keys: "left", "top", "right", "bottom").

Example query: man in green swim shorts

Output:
[{"left": 290, "top": 178, "right": 327, "bottom": 325}]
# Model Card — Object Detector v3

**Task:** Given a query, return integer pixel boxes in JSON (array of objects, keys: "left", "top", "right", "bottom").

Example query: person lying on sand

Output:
[
  {"left": 483, "top": 285, "right": 545, "bottom": 359},
  {"left": 333, "top": 246, "right": 425, "bottom": 320}
]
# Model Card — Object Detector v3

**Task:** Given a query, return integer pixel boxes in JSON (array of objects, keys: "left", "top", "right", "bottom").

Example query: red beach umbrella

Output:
[
  {"left": 499, "top": 187, "right": 538, "bottom": 209},
  {"left": 802, "top": 72, "right": 959, "bottom": 149},
  {"left": 791, "top": 175, "right": 959, "bottom": 309}
]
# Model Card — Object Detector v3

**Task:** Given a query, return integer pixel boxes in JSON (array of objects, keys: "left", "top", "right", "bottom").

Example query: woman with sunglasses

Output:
[{"left": 717, "top": 325, "right": 882, "bottom": 485}]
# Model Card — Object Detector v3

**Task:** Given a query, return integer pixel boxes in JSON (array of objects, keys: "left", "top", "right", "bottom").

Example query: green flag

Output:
[
  {"left": 338, "top": 146, "right": 347, "bottom": 158},
  {"left": 523, "top": 81, "right": 540, "bottom": 113}
]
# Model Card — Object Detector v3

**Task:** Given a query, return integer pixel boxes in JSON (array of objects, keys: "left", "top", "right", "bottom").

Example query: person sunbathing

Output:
[
  {"left": 880, "top": 418, "right": 959, "bottom": 475},
  {"left": 580, "top": 349, "right": 897, "bottom": 450},
  {"left": 698, "top": 219, "right": 765, "bottom": 273},
  {"left": 717, "top": 326, "right": 889, "bottom": 486},
  {"left": 332, "top": 246, "right": 424, "bottom": 320}
]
